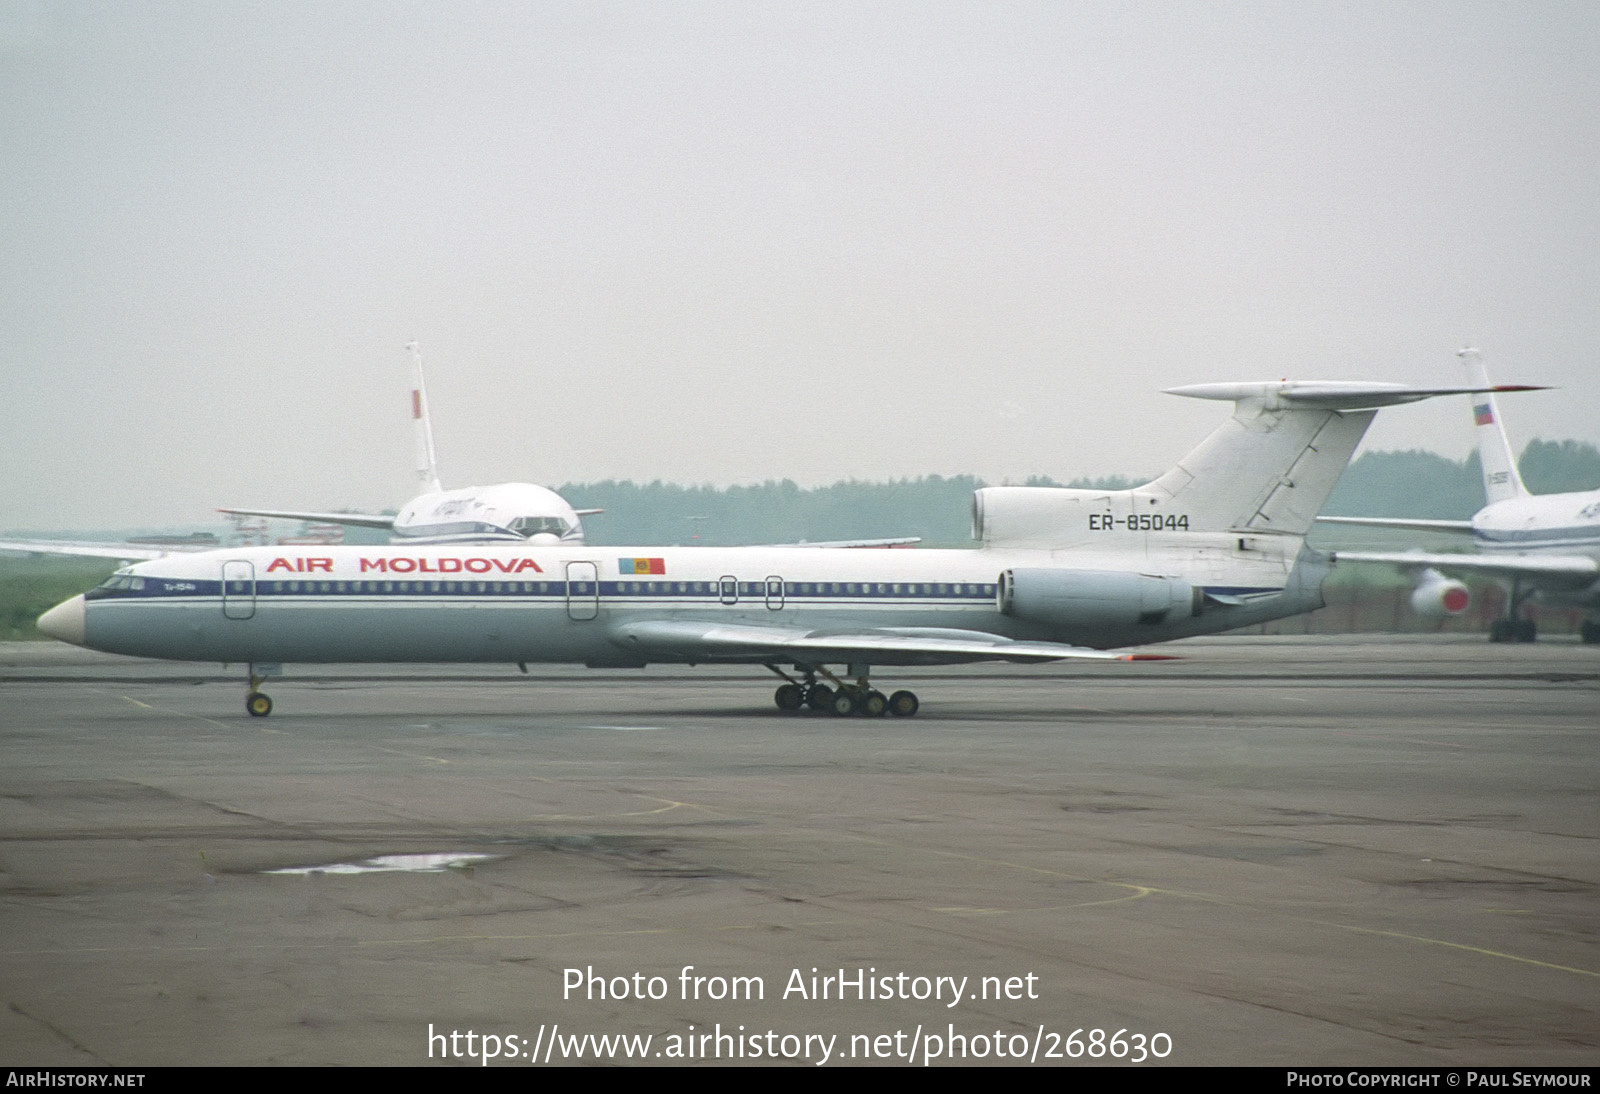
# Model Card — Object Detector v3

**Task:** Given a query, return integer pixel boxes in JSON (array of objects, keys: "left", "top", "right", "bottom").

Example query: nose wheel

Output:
[{"left": 244, "top": 663, "right": 279, "bottom": 717}]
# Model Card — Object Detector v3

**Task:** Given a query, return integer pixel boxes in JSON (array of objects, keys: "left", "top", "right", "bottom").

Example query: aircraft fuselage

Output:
[{"left": 54, "top": 539, "right": 1326, "bottom": 666}]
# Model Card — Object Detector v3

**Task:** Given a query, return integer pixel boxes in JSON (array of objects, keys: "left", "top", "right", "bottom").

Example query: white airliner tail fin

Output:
[
  {"left": 1148, "top": 380, "right": 1545, "bottom": 536},
  {"left": 976, "top": 380, "right": 1543, "bottom": 548},
  {"left": 1145, "top": 386, "right": 1375, "bottom": 536},
  {"left": 406, "top": 341, "right": 445, "bottom": 494},
  {"left": 1457, "top": 347, "right": 1529, "bottom": 505}
]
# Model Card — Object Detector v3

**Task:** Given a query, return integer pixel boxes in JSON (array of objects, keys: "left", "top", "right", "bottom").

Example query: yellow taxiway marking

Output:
[
  {"left": 839, "top": 836, "right": 1599, "bottom": 980},
  {"left": 115, "top": 692, "right": 264, "bottom": 732}
]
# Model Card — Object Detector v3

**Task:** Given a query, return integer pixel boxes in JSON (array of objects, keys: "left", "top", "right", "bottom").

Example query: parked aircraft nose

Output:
[{"left": 37, "top": 595, "right": 86, "bottom": 645}]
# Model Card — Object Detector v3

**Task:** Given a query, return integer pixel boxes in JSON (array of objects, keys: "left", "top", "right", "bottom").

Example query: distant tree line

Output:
[
  {"left": 1321, "top": 438, "right": 1600, "bottom": 520},
  {"left": 560, "top": 440, "right": 1600, "bottom": 546},
  {"left": 0, "top": 559, "right": 117, "bottom": 640},
  {"left": 558, "top": 476, "right": 986, "bottom": 548}
]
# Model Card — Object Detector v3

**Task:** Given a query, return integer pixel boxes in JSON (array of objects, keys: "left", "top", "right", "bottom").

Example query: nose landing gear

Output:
[{"left": 244, "top": 662, "right": 280, "bottom": 717}]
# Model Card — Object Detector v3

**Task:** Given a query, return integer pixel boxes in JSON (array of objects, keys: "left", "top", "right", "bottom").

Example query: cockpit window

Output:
[{"left": 508, "top": 516, "right": 574, "bottom": 537}]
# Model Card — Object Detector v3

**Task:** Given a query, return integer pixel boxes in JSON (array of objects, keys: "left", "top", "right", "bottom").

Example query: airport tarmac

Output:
[{"left": 1, "top": 635, "right": 1595, "bottom": 1067}]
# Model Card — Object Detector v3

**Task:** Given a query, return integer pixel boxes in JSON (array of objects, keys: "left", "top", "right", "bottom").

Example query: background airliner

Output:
[
  {"left": 1323, "top": 349, "right": 1599, "bottom": 643},
  {"left": 1, "top": 344, "right": 600, "bottom": 562},
  {"left": 220, "top": 342, "right": 600, "bottom": 546},
  {"left": 37, "top": 375, "right": 1534, "bottom": 717}
]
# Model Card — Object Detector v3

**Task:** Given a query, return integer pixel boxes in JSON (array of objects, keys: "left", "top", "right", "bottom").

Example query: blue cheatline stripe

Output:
[
  {"left": 85, "top": 577, "right": 1006, "bottom": 603},
  {"left": 1476, "top": 527, "right": 1600, "bottom": 548},
  {"left": 392, "top": 521, "right": 518, "bottom": 539},
  {"left": 83, "top": 577, "right": 1292, "bottom": 604}
]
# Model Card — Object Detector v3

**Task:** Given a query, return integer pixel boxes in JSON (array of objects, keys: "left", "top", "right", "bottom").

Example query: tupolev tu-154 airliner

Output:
[{"left": 36, "top": 376, "right": 1537, "bottom": 718}]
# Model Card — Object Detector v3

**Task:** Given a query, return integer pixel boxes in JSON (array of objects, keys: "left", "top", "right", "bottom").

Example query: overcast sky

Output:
[{"left": 4, "top": 1, "right": 1597, "bottom": 530}]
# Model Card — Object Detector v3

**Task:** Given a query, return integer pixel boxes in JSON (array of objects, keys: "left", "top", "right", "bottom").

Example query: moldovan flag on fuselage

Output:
[{"left": 619, "top": 558, "right": 666, "bottom": 575}]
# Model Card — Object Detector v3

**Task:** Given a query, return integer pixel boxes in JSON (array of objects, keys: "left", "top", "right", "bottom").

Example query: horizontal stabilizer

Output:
[{"left": 1166, "top": 381, "right": 1546, "bottom": 411}]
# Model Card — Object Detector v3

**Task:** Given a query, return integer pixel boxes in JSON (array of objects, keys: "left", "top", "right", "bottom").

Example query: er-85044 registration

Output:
[{"left": 1089, "top": 513, "right": 1191, "bottom": 531}]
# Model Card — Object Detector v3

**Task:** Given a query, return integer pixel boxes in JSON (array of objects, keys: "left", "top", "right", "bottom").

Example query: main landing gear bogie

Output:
[
  {"left": 1489, "top": 619, "right": 1538, "bottom": 643},
  {"left": 887, "top": 689, "right": 919, "bottom": 717},
  {"left": 830, "top": 689, "right": 888, "bottom": 717},
  {"left": 1490, "top": 579, "right": 1538, "bottom": 644},
  {"left": 769, "top": 667, "right": 920, "bottom": 717}
]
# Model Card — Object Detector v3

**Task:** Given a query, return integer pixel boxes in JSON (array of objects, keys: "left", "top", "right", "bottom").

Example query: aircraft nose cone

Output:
[{"left": 37, "top": 595, "right": 87, "bottom": 645}]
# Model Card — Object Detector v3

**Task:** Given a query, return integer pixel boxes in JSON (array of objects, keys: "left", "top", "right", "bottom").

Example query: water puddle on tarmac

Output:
[{"left": 264, "top": 852, "right": 498, "bottom": 875}]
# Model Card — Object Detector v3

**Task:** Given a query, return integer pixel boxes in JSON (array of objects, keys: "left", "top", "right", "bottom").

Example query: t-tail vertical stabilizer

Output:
[
  {"left": 1147, "top": 384, "right": 1377, "bottom": 537},
  {"left": 974, "top": 380, "right": 1543, "bottom": 551}
]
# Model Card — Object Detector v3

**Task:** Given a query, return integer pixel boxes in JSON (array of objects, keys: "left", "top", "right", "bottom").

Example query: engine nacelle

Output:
[
  {"left": 1409, "top": 568, "right": 1470, "bottom": 618},
  {"left": 974, "top": 487, "right": 1079, "bottom": 546},
  {"left": 999, "top": 568, "right": 1200, "bottom": 628}
]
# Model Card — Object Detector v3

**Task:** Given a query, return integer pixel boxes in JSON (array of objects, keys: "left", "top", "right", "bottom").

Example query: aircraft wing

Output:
[
  {"left": 1331, "top": 550, "right": 1600, "bottom": 585},
  {"left": 217, "top": 507, "right": 398, "bottom": 530},
  {"left": 771, "top": 537, "right": 922, "bottom": 548},
  {"left": 1316, "top": 516, "right": 1475, "bottom": 534},
  {"left": 0, "top": 538, "right": 186, "bottom": 561},
  {"left": 608, "top": 619, "right": 1168, "bottom": 666}
]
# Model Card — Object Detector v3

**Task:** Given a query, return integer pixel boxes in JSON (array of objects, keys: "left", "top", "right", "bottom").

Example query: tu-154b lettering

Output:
[{"left": 37, "top": 375, "right": 1538, "bottom": 717}]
